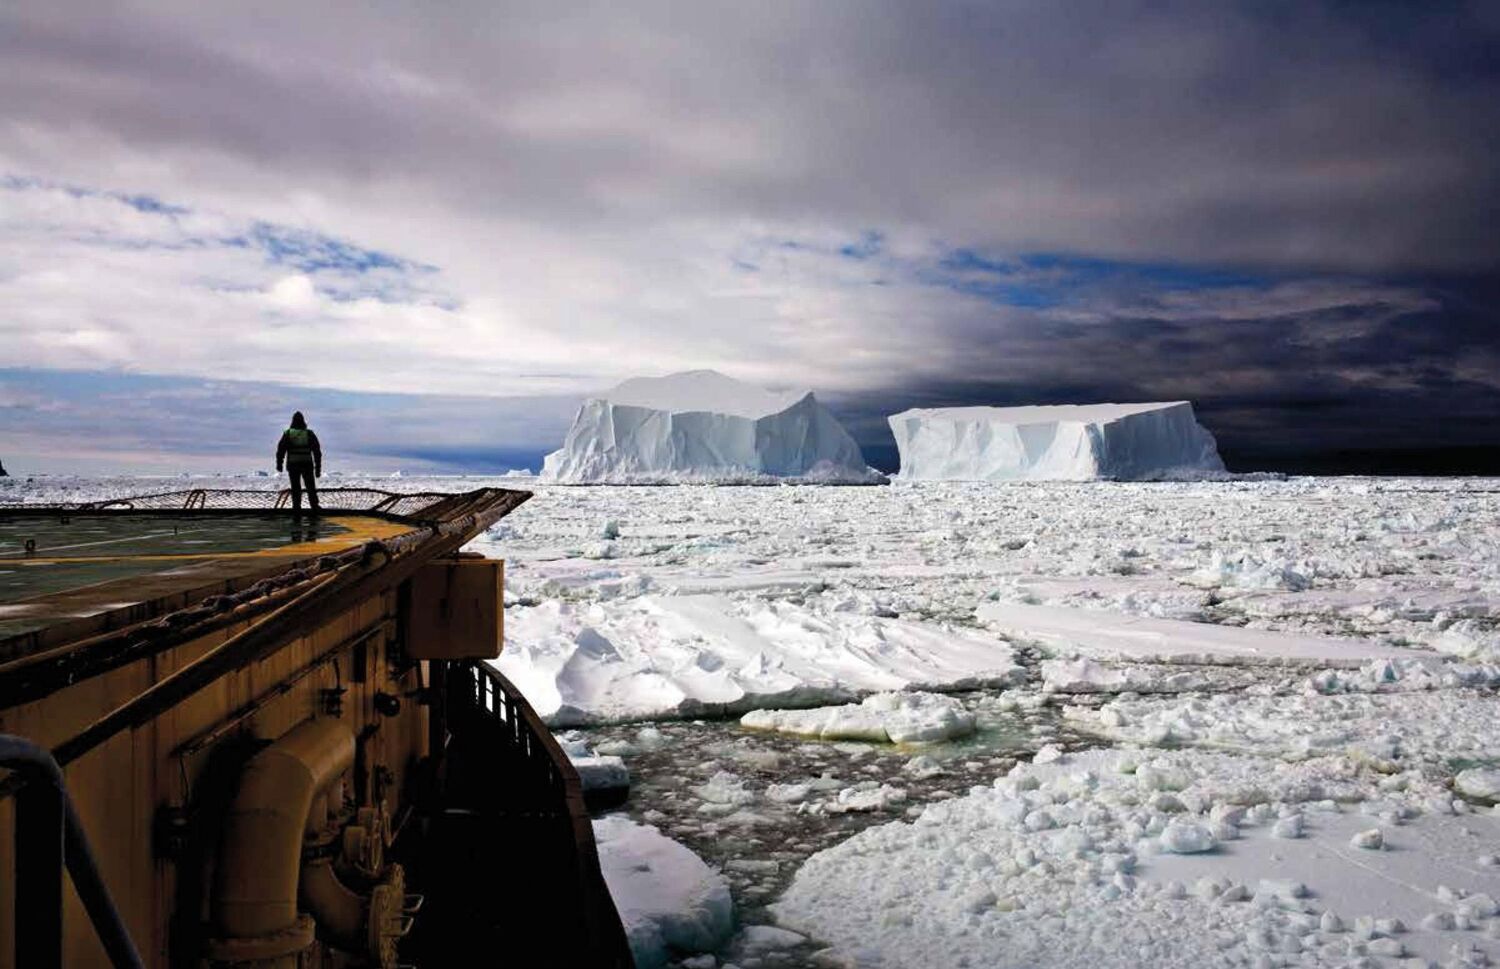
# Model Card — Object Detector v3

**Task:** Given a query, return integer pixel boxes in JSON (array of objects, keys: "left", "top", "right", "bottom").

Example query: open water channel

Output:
[{"left": 572, "top": 689, "right": 1102, "bottom": 967}]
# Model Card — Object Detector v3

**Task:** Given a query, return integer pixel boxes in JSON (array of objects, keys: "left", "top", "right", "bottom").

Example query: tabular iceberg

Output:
[
  {"left": 888, "top": 401, "right": 1224, "bottom": 481},
  {"left": 542, "top": 370, "right": 880, "bottom": 483}
]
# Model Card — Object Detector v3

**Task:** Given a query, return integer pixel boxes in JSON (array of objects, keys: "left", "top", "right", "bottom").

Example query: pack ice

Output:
[
  {"left": 888, "top": 401, "right": 1225, "bottom": 480},
  {"left": 541, "top": 370, "right": 880, "bottom": 483}
]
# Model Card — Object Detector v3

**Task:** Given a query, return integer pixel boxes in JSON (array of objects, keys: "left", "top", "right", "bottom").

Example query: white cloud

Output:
[
  {"left": 264, "top": 274, "right": 316, "bottom": 310},
  {"left": 0, "top": 179, "right": 1022, "bottom": 397},
  {"left": 0, "top": 0, "right": 1492, "bottom": 473}
]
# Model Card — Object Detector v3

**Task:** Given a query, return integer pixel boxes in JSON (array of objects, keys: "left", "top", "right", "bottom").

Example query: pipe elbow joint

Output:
[{"left": 211, "top": 719, "right": 355, "bottom": 942}]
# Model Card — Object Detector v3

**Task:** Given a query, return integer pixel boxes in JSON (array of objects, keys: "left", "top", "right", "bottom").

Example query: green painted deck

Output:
[{"left": 0, "top": 512, "right": 404, "bottom": 641}]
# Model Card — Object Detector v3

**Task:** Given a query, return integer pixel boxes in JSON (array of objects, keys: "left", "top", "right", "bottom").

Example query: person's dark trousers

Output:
[{"left": 288, "top": 462, "right": 320, "bottom": 519}]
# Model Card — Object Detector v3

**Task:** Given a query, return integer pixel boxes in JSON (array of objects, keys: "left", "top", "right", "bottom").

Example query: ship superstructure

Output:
[{"left": 0, "top": 487, "right": 631, "bottom": 967}]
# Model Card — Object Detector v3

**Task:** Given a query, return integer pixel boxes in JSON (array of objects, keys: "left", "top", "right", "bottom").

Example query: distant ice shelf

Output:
[
  {"left": 541, "top": 370, "right": 882, "bottom": 484},
  {"left": 888, "top": 401, "right": 1225, "bottom": 481}
]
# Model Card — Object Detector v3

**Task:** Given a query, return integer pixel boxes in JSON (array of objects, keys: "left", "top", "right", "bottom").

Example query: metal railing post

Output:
[
  {"left": 3, "top": 736, "right": 145, "bottom": 969},
  {"left": 14, "top": 773, "right": 64, "bottom": 969},
  {"left": 63, "top": 798, "right": 147, "bottom": 969}
]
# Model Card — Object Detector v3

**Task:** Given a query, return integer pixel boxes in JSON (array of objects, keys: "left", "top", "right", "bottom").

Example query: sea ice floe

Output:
[
  {"left": 740, "top": 692, "right": 976, "bottom": 744},
  {"left": 694, "top": 771, "right": 756, "bottom": 807},
  {"left": 557, "top": 732, "right": 632, "bottom": 799},
  {"left": 1064, "top": 689, "right": 1500, "bottom": 767},
  {"left": 826, "top": 782, "right": 909, "bottom": 814},
  {"left": 772, "top": 748, "right": 1500, "bottom": 968},
  {"left": 728, "top": 924, "right": 807, "bottom": 955},
  {"left": 1455, "top": 767, "right": 1500, "bottom": 801},
  {"left": 1157, "top": 820, "right": 1216, "bottom": 854},
  {"left": 1040, "top": 657, "right": 1209, "bottom": 694},
  {"left": 495, "top": 594, "right": 1019, "bottom": 725},
  {"left": 593, "top": 815, "right": 733, "bottom": 969},
  {"left": 982, "top": 600, "right": 1421, "bottom": 668}
]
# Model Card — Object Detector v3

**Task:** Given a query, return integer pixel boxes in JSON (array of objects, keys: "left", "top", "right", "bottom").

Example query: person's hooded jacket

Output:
[{"left": 276, "top": 412, "right": 322, "bottom": 474}]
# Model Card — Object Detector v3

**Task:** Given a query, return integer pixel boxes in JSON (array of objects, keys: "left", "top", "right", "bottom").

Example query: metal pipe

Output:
[
  {"left": 297, "top": 859, "right": 366, "bottom": 953},
  {"left": 212, "top": 719, "right": 354, "bottom": 940}
]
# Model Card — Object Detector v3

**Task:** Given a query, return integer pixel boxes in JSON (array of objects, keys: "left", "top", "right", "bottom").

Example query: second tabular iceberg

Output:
[{"left": 888, "top": 401, "right": 1224, "bottom": 481}]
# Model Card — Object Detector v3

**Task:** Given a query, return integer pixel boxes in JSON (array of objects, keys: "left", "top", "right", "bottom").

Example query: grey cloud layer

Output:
[{"left": 4, "top": 0, "right": 1496, "bottom": 271}]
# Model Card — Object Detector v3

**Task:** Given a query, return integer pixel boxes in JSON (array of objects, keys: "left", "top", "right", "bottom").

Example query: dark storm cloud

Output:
[
  {"left": 3, "top": 0, "right": 1497, "bottom": 271},
  {"left": 826, "top": 272, "right": 1500, "bottom": 473}
]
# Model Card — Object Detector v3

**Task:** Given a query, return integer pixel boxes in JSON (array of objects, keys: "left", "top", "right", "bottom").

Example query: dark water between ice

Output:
[{"left": 574, "top": 690, "right": 1102, "bottom": 967}]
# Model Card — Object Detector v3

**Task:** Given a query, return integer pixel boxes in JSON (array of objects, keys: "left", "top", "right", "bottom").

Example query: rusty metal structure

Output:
[{"left": 0, "top": 488, "right": 633, "bottom": 968}]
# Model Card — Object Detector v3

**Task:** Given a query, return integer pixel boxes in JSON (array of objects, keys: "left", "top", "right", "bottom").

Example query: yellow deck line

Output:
[{"left": 4, "top": 516, "right": 415, "bottom": 566}]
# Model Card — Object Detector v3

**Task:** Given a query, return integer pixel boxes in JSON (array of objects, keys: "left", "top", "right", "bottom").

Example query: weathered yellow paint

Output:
[
  {"left": 13, "top": 515, "right": 412, "bottom": 566},
  {"left": 405, "top": 558, "right": 505, "bottom": 660},
  {"left": 0, "top": 580, "right": 440, "bottom": 968}
]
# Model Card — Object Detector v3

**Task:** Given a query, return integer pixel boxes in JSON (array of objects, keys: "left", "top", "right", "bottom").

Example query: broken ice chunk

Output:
[{"left": 1158, "top": 820, "right": 1216, "bottom": 854}]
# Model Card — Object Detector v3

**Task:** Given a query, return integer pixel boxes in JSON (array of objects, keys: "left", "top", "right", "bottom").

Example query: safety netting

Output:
[{"left": 14, "top": 488, "right": 460, "bottom": 519}]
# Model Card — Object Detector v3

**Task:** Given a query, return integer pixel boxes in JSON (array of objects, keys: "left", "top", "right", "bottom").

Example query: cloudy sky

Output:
[{"left": 2, "top": 1, "right": 1497, "bottom": 474}]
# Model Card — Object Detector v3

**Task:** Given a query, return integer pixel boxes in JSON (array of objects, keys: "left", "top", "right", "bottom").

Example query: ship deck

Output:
[{"left": 0, "top": 511, "right": 413, "bottom": 641}]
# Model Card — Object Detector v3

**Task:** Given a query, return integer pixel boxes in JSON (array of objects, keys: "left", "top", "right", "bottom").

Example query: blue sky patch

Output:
[
  {"left": 839, "top": 231, "right": 884, "bottom": 260},
  {"left": 247, "top": 222, "right": 432, "bottom": 276}
]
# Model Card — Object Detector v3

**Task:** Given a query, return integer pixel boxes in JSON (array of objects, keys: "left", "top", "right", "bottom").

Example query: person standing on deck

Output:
[{"left": 276, "top": 411, "right": 322, "bottom": 518}]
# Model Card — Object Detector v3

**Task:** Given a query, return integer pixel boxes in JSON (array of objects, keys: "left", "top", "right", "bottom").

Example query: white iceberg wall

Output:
[
  {"left": 889, "top": 401, "right": 1224, "bottom": 481},
  {"left": 887, "top": 412, "right": 1100, "bottom": 480},
  {"left": 542, "top": 400, "right": 762, "bottom": 481},
  {"left": 1092, "top": 403, "right": 1224, "bottom": 479},
  {"left": 542, "top": 372, "right": 876, "bottom": 483},
  {"left": 753, "top": 393, "right": 870, "bottom": 479}
]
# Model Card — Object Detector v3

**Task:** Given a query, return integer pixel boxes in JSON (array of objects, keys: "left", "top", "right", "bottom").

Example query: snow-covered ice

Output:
[
  {"left": 888, "top": 401, "right": 1224, "bottom": 481},
  {"left": 1063, "top": 688, "right": 1500, "bottom": 765},
  {"left": 493, "top": 594, "right": 1021, "bottom": 725},
  {"left": 593, "top": 814, "right": 734, "bottom": 968},
  {"left": 557, "top": 732, "right": 631, "bottom": 801},
  {"left": 773, "top": 749, "right": 1500, "bottom": 968},
  {"left": 1455, "top": 769, "right": 1500, "bottom": 802},
  {"left": 982, "top": 600, "right": 1426, "bottom": 668},
  {"left": 740, "top": 692, "right": 977, "bottom": 744},
  {"left": 541, "top": 370, "right": 880, "bottom": 484}
]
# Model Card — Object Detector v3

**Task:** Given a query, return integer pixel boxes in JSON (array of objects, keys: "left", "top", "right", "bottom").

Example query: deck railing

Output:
[
  {"left": 443, "top": 661, "right": 635, "bottom": 967},
  {"left": 67, "top": 487, "right": 462, "bottom": 519},
  {"left": 0, "top": 735, "right": 145, "bottom": 969}
]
